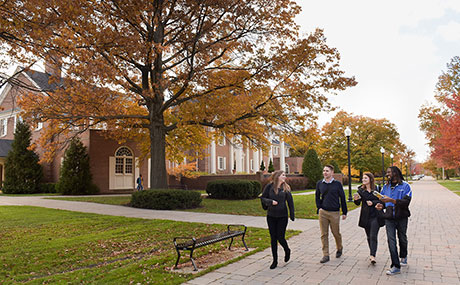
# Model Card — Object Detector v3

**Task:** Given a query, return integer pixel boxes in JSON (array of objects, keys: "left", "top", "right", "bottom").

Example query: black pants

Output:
[
  {"left": 267, "top": 216, "right": 289, "bottom": 260},
  {"left": 385, "top": 218, "right": 408, "bottom": 269},
  {"left": 364, "top": 217, "right": 380, "bottom": 257}
]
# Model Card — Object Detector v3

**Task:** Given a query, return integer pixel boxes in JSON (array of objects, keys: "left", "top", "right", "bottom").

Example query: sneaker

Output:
[
  {"left": 400, "top": 257, "right": 407, "bottom": 266},
  {"left": 336, "top": 250, "right": 342, "bottom": 258},
  {"left": 320, "top": 256, "right": 330, "bottom": 263},
  {"left": 386, "top": 267, "right": 401, "bottom": 275}
]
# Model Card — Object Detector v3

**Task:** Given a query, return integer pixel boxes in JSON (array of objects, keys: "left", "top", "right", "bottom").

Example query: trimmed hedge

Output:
[
  {"left": 206, "top": 180, "right": 261, "bottom": 200},
  {"left": 40, "top": 183, "right": 57, "bottom": 193},
  {"left": 130, "top": 189, "right": 202, "bottom": 210}
]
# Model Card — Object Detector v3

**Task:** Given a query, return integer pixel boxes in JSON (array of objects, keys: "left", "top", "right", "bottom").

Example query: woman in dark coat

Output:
[
  {"left": 353, "top": 172, "right": 384, "bottom": 264},
  {"left": 260, "top": 170, "right": 295, "bottom": 269}
]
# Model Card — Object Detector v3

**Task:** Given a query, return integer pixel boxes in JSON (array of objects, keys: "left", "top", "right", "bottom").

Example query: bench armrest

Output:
[
  {"left": 227, "top": 224, "right": 247, "bottom": 233},
  {"left": 173, "top": 237, "right": 196, "bottom": 247}
]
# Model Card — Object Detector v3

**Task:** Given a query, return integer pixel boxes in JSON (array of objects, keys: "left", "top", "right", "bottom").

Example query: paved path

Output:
[{"left": 1, "top": 178, "right": 460, "bottom": 284}]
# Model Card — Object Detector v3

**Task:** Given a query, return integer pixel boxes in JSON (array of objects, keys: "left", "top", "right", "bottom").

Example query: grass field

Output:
[
  {"left": 0, "top": 206, "right": 298, "bottom": 284},
  {"left": 49, "top": 190, "right": 359, "bottom": 219}
]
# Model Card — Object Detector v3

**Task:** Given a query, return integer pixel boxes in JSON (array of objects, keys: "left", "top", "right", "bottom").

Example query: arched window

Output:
[{"left": 115, "top": 147, "right": 133, "bottom": 174}]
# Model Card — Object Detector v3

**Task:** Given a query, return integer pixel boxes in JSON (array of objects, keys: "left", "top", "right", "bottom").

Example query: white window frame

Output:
[
  {"left": 274, "top": 146, "right": 279, "bottom": 155},
  {"left": 218, "top": 156, "right": 226, "bottom": 170},
  {"left": 115, "top": 146, "right": 134, "bottom": 175},
  {"left": 0, "top": 118, "right": 7, "bottom": 137},
  {"left": 35, "top": 122, "right": 43, "bottom": 131},
  {"left": 250, "top": 159, "right": 254, "bottom": 171}
]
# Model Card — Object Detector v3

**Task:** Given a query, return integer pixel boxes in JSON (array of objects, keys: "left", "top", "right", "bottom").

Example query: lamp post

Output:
[
  {"left": 390, "top": 153, "right": 394, "bottom": 166},
  {"left": 380, "top": 147, "right": 385, "bottom": 188},
  {"left": 345, "top": 127, "right": 352, "bottom": 202}
]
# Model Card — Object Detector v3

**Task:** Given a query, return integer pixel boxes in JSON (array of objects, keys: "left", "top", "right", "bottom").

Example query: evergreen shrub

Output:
[
  {"left": 3, "top": 121, "right": 43, "bottom": 194},
  {"left": 206, "top": 180, "right": 261, "bottom": 199},
  {"left": 130, "top": 189, "right": 202, "bottom": 210},
  {"left": 56, "top": 138, "right": 99, "bottom": 195},
  {"left": 302, "top": 149, "right": 323, "bottom": 189}
]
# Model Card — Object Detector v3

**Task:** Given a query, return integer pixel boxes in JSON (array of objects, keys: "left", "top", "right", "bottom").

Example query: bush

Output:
[
  {"left": 268, "top": 159, "right": 275, "bottom": 173},
  {"left": 206, "top": 180, "right": 261, "bottom": 199},
  {"left": 56, "top": 138, "right": 99, "bottom": 195},
  {"left": 3, "top": 121, "right": 43, "bottom": 194},
  {"left": 130, "top": 189, "right": 202, "bottom": 210},
  {"left": 302, "top": 149, "right": 323, "bottom": 189},
  {"left": 40, "top": 183, "right": 57, "bottom": 193},
  {"left": 285, "top": 176, "right": 309, "bottom": 190}
]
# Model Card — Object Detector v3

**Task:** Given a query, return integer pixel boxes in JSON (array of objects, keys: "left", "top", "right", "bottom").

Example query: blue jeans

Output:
[{"left": 385, "top": 218, "right": 408, "bottom": 269}]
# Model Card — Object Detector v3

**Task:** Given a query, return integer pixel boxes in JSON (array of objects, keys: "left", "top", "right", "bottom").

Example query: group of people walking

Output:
[{"left": 260, "top": 165, "right": 412, "bottom": 276}]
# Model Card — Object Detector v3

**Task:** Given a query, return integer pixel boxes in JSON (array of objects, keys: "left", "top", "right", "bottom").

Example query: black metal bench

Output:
[{"left": 173, "top": 224, "right": 248, "bottom": 271}]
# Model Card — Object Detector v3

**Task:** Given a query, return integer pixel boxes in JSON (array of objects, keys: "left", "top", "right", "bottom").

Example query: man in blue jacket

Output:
[
  {"left": 315, "top": 165, "right": 348, "bottom": 263},
  {"left": 376, "top": 166, "right": 412, "bottom": 275}
]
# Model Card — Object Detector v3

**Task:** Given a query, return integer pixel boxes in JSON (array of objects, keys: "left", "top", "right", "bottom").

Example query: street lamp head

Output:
[
  {"left": 344, "top": 127, "right": 351, "bottom": 137},
  {"left": 390, "top": 153, "right": 394, "bottom": 158},
  {"left": 380, "top": 147, "right": 385, "bottom": 154},
  {"left": 400, "top": 158, "right": 403, "bottom": 163}
]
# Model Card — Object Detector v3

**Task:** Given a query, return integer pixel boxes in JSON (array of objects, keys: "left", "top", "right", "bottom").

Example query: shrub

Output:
[
  {"left": 40, "top": 183, "right": 57, "bottom": 193},
  {"left": 286, "top": 176, "right": 309, "bottom": 190},
  {"left": 56, "top": 138, "right": 99, "bottom": 195},
  {"left": 260, "top": 160, "right": 265, "bottom": 171},
  {"left": 206, "top": 180, "right": 261, "bottom": 199},
  {"left": 130, "top": 189, "right": 202, "bottom": 210},
  {"left": 268, "top": 159, "right": 275, "bottom": 173},
  {"left": 3, "top": 121, "right": 43, "bottom": 194},
  {"left": 302, "top": 149, "right": 323, "bottom": 189}
]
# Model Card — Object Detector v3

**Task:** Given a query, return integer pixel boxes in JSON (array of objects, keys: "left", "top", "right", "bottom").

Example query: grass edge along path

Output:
[
  {"left": 48, "top": 189, "right": 359, "bottom": 219},
  {"left": 0, "top": 206, "right": 299, "bottom": 284},
  {"left": 437, "top": 180, "right": 460, "bottom": 196}
]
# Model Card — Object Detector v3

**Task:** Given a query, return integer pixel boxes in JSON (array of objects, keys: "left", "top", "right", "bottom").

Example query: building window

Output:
[
  {"left": 250, "top": 159, "right": 254, "bottom": 171},
  {"left": 273, "top": 146, "right": 279, "bottom": 155},
  {"left": 218, "top": 156, "right": 226, "bottom": 170},
  {"left": 0, "top": 118, "right": 7, "bottom": 137},
  {"left": 285, "top": 163, "right": 290, "bottom": 173},
  {"left": 36, "top": 122, "right": 43, "bottom": 131},
  {"left": 115, "top": 147, "right": 133, "bottom": 175}
]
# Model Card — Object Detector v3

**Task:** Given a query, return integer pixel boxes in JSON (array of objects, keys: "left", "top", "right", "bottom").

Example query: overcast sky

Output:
[{"left": 296, "top": 0, "right": 460, "bottom": 161}]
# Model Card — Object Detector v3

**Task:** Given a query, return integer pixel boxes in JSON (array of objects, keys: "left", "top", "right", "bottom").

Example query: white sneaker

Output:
[{"left": 386, "top": 267, "right": 401, "bottom": 275}]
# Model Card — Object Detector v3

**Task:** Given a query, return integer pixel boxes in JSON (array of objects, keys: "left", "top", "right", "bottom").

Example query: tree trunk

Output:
[{"left": 149, "top": 122, "right": 168, "bottom": 189}]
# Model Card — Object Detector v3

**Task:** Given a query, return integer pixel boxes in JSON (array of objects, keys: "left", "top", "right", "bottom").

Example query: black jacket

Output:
[
  {"left": 315, "top": 179, "right": 348, "bottom": 215},
  {"left": 354, "top": 186, "right": 385, "bottom": 228},
  {"left": 260, "top": 183, "right": 295, "bottom": 221}
]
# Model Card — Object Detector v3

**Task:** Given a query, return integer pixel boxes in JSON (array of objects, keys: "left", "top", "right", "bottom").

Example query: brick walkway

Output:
[
  {"left": 185, "top": 178, "right": 460, "bottom": 284},
  {"left": 1, "top": 178, "right": 459, "bottom": 284}
]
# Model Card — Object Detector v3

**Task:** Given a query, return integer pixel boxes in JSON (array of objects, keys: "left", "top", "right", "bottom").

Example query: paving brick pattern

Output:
[
  {"left": 185, "top": 179, "right": 460, "bottom": 284},
  {"left": 1, "top": 178, "right": 459, "bottom": 284}
]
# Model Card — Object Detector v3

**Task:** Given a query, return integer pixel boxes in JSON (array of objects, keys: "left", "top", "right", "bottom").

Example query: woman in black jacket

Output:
[
  {"left": 260, "top": 170, "right": 295, "bottom": 269},
  {"left": 353, "top": 172, "right": 384, "bottom": 265}
]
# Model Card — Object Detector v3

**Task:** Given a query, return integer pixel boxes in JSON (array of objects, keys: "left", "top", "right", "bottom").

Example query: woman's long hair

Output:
[
  {"left": 361, "top": 172, "right": 375, "bottom": 191},
  {"left": 271, "top": 170, "right": 291, "bottom": 194}
]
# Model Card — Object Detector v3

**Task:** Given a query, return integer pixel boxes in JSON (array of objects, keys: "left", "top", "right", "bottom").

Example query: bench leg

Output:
[
  {"left": 190, "top": 248, "right": 198, "bottom": 271},
  {"left": 174, "top": 248, "right": 181, "bottom": 269},
  {"left": 228, "top": 237, "right": 234, "bottom": 250},
  {"left": 242, "top": 234, "right": 249, "bottom": 251}
]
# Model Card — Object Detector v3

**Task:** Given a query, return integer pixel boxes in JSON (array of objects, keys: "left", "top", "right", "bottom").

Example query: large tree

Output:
[
  {"left": 0, "top": 0, "right": 356, "bottom": 188},
  {"left": 419, "top": 56, "right": 460, "bottom": 169},
  {"left": 319, "top": 111, "right": 403, "bottom": 179}
]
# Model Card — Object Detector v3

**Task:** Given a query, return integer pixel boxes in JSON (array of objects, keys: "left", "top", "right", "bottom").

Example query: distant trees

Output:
[{"left": 419, "top": 56, "right": 460, "bottom": 170}]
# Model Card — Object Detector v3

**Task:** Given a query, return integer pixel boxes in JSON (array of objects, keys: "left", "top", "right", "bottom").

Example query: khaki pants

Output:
[{"left": 319, "top": 209, "right": 343, "bottom": 257}]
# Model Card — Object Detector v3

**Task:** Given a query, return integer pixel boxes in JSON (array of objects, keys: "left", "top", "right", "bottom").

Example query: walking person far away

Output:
[
  {"left": 353, "top": 172, "right": 385, "bottom": 265},
  {"left": 376, "top": 166, "right": 412, "bottom": 275},
  {"left": 315, "top": 165, "right": 347, "bottom": 263},
  {"left": 260, "top": 170, "right": 295, "bottom": 269},
  {"left": 136, "top": 174, "right": 144, "bottom": 191}
]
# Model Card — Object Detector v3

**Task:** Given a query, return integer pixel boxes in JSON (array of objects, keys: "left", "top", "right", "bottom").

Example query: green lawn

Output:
[
  {"left": 438, "top": 180, "right": 460, "bottom": 196},
  {"left": 0, "top": 206, "right": 297, "bottom": 284},
  {"left": 49, "top": 190, "right": 359, "bottom": 219}
]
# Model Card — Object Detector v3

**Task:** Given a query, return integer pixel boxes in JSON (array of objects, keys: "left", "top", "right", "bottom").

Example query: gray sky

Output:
[{"left": 296, "top": 0, "right": 460, "bottom": 161}]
